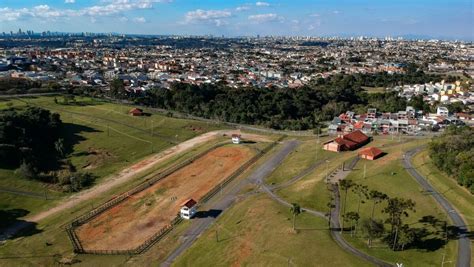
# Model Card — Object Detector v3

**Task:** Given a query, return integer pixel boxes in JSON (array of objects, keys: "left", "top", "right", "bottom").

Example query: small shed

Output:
[
  {"left": 128, "top": 108, "right": 144, "bottom": 116},
  {"left": 358, "top": 147, "right": 384, "bottom": 160},
  {"left": 180, "top": 199, "right": 197, "bottom": 220},
  {"left": 231, "top": 134, "right": 241, "bottom": 144}
]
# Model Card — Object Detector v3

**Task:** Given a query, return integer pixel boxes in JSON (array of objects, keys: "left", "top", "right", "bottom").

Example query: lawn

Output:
[
  {"left": 174, "top": 194, "right": 370, "bottom": 266},
  {"left": 0, "top": 96, "right": 223, "bottom": 218},
  {"left": 270, "top": 136, "right": 406, "bottom": 214},
  {"left": 340, "top": 139, "right": 457, "bottom": 266},
  {"left": 265, "top": 137, "right": 335, "bottom": 186}
]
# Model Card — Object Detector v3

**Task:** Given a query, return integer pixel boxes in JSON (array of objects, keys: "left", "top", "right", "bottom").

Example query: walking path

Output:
[
  {"left": 264, "top": 155, "right": 393, "bottom": 267},
  {"left": 403, "top": 147, "right": 471, "bottom": 267}
]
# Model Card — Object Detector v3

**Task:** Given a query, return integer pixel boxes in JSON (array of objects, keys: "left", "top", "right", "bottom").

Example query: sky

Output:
[{"left": 0, "top": 0, "right": 473, "bottom": 40}]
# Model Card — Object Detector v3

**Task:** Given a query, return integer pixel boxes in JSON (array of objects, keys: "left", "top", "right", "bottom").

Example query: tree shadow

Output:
[
  {"left": 61, "top": 122, "right": 102, "bottom": 156},
  {"left": 0, "top": 209, "right": 42, "bottom": 240},
  {"left": 194, "top": 209, "right": 222, "bottom": 219}
]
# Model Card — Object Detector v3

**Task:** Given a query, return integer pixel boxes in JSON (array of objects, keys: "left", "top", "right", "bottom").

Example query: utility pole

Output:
[
  {"left": 107, "top": 123, "right": 110, "bottom": 137},
  {"left": 151, "top": 119, "right": 153, "bottom": 137},
  {"left": 325, "top": 160, "right": 330, "bottom": 184},
  {"left": 364, "top": 163, "right": 367, "bottom": 179}
]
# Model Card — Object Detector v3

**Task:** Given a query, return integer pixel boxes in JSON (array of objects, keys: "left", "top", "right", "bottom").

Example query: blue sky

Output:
[{"left": 0, "top": 0, "right": 473, "bottom": 40}]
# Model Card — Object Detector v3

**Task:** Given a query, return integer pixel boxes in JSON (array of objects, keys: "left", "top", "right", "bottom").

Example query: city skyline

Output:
[{"left": 0, "top": 0, "right": 473, "bottom": 40}]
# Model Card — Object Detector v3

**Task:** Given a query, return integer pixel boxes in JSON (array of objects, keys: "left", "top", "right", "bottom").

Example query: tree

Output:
[
  {"left": 367, "top": 190, "right": 388, "bottom": 246},
  {"left": 368, "top": 190, "right": 388, "bottom": 221},
  {"left": 382, "top": 197, "right": 416, "bottom": 250},
  {"left": 17, "top": 161, "right": 38, "bottom": 179},
  {"left": 397, "top": 225, "right": 416, "bottom": 251},
  {"left": 339, "top": 179, "right": 355, "bottom": 230},
  {"left": 352, "top": 184, "right": 369, "bottom": 214},
  {"left": 55, "top": 138, "right": 65, "bottom": 158},
  {"left": 343, "top": 211, "right": 360, "bottom": 236},
  {"left": 361, "top": 218, "right": 385, "bottom": 247},
  {"left": 110, "top": 79, "right": 126, "bottom": 99},
  {"left": 290, "top": 203, "right": 301, "bottom": 231}
]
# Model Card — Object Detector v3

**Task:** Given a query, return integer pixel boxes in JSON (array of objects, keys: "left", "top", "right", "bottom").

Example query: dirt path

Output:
[{"left": 1, "top": 130, "right": 262, "bottom": 241}]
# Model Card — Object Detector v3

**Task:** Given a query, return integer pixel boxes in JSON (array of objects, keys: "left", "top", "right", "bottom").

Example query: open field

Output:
[
  {"left": 0, "top": 96, "right": 224, "bottom": 218},
  {"left": 174, "top": 194, "right": 370, "bottom": 266},
  {"left": 341, "top": 139, "right": 458, "bottom": 266},
  {"left": 76, "top": 145, "right": 256, "bottom": 251}
]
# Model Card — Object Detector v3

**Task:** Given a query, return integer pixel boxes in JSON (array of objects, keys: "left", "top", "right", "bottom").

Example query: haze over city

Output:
[{"left": 1, "top": 0, "right": 473, "bottom": 40}]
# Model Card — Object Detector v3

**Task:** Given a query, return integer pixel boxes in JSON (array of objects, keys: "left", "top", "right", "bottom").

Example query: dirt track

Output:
[{"left": 76, "top": 145, "right": 254, "bottom": 250}]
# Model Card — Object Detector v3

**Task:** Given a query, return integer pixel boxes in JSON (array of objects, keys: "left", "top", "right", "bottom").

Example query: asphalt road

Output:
[
  {"left": 160, "top": 140, "right": 300, "bottom": 266},
  {"left": 260, "top": 148, "right": 393, "bottom": 266},
  {"left": 403, "top": 148, "right": 471, "bottom": 267}
]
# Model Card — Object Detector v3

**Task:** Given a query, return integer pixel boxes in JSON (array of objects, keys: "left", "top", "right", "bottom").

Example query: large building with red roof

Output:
[{"left": 322, "top": 130, "right": 370, "bottom": 152}]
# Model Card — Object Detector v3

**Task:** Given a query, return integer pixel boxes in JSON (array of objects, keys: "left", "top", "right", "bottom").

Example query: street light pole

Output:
[{"left": 326, "top": 160, "right": 330, "bottom": 184}]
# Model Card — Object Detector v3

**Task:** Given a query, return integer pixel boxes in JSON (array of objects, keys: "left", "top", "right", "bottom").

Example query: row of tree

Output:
[
  {"left": 339, "top": 179, "right": 417, "bottom": 251},
  {"left": 429, "top": 126, "right": 474, "bottom": 193},
  {"left": 123, "top": 75, "right": 418, "bottom": 130}
]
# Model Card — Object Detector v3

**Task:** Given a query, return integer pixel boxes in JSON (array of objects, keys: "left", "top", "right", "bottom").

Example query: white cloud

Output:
[
  {"left": 65, "top": 0, "right": 75, "bottom": 3},
  {"left": 248, "top": 13, "right": 279, "bottom": 23},
  {"left": 333, "top": 10, "right": 340, "bottom": 15},
  {"left": 310, "top": 13, "right": 320, "bottom": 17},
  {"left": 0, "top": 8, "right": 23, "bottom": 22},
  {"left": 256, "top": 2, "right": 270, "bottom": 7},
  {"left": 235, "top": 5, "right": 251, "bottom": 12},
  {"left": 0, "top": 0, "right": 172, "bottom": 22},
  {"left": 133, "top": 16, "right": 146, "bottom": 23},
  {"left": 185, "top": 9, "right": 232, "bottom": 26}
]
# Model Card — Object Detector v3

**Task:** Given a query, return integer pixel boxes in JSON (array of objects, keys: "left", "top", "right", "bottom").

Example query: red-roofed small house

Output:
[
  {"left": 358, "top": 147, "right": 384, "bottom": 160},
  {"left": 128, "top": 108, "right": 144, "bottom": 116},
  {"left": 180, "top": 199, "right": 197, "bottom": 219}
]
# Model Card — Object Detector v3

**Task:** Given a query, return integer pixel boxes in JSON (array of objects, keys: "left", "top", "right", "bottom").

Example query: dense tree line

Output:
[
  {"left": 131, "top": 74, "right": 417, "bottom": 130},
  {"left": 429, "top": 126, "right": 474, "bottom": 193},
  {"left": 0, "top": 107, "right": 62, "bottom": 169},
  {"left": 0, "top": 107, "right": 93, "bottom": 192},
  {"left": 349, "top": 64, "right": 443, "bottom": 87},
  {"left": 0, "top": 77, "right": 60, "bottom": 95}
]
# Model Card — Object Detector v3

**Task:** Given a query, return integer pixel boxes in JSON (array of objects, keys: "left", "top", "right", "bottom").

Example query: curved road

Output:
[
  {"left": 403, "top": 148, "right": 471, "bottom": 267},
  {"left": 261, "top": 155, "right": 393, "bottom": 267}
]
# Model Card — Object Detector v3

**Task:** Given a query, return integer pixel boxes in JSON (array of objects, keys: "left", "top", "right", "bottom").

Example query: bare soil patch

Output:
[{"left": 76, "top": 145, "right": 255, "bottom": 251}]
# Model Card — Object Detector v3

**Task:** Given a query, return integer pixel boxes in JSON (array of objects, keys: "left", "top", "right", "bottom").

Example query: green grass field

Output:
[
  {"left": 174, "top": 194, "right": 370, "bottom": 266},
  {"left": 0, "top": 96, "right": 223, "bottom": 218},
  {"left": 341, "top": 139, "right": 458, "bottom": 266}
]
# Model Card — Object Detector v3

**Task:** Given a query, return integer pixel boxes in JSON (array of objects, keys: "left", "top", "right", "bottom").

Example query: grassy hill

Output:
[{"left": 0, "top": 96, "right": 223, "bottom": 217}]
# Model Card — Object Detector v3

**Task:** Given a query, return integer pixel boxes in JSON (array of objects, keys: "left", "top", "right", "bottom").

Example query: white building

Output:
[
  {"left": 437, "top": 106, "right": 449, "bottom": 116},
  {"left": 180, "top": 199, "right": 197, "bottom": 220},
  {"left": 231, "top": 134, "right": 241, "bottom": 144}
]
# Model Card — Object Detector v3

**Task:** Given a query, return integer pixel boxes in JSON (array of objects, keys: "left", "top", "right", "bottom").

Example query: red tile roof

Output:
[
  {"left": 344, "top": 130, "right": 369, "bottom": 145},
  {"left": 129, "top": 108, "right": 143, "bottom": 115},
  {"left": 181, "top": 199, "right": 197, "bottom": 208},
  {"left": 358, "top": 147, "right": 383, "bottom": 158}
]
